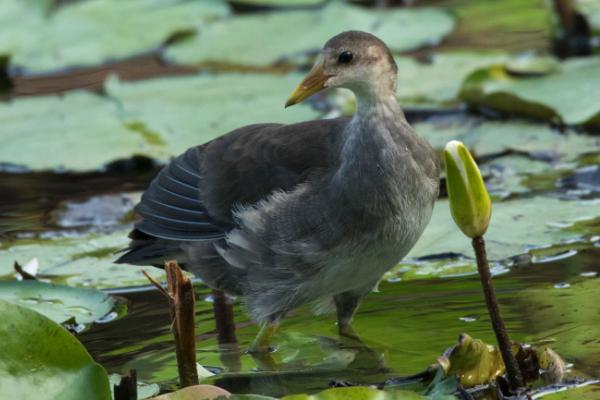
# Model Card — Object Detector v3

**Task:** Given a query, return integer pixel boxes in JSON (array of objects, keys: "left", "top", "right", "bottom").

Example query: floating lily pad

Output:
[
  {"left": 460, "top": 57, "right": 600, "bottom": 127},
  {"left": 281, "top": 387, "right": 431, "bottom": 400},
  {"left": 0, "top": 72, "right": 319, "bottom": 171},
  {"left": 447, "top": 0, "right": 551, "bottom": 51},
  {"left": 415, "top": 119, "right": 600, "bottom": 162},
  {"left": 0, "top": 0, "right": 228, "bottom": 74},
  {"left": 152, "top": 385, "right": 231, "bottom": 400},
  {"left": 576, "top": 0, "right": 600, "bottom": 37},
  {"left": 399, "top": 196, "right": 600, "bottom": 280},
  {"left": 104, "top": 73, "right": 320, "bottom": 157},
  {"left": 394, "top": 52, "right": 508, "bottom": 107},
  {"left": 0, "top": 90, "right": 158, "bottom": 171},
  {"left": 230, "top": 0, "right": 326, "bottom": 8},
  {"left": 0, "top": 299, "right": 111, "bottom": 400},
  {"left": 0, "top": 280, "right": 115, "bottom": 325},
  {"left": 414, "top": 117, "right": 599, "bottom": 198},
  {"left": 0, "top": 229, "right": 160, "bottom": 288},
  {"left": 165, "top": 2, "right": 454, "bottom": 67}
]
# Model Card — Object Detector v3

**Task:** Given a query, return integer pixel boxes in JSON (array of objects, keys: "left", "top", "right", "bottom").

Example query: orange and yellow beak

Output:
[{"left": 285, "top": 56, "right": 329, "bottom": 108}]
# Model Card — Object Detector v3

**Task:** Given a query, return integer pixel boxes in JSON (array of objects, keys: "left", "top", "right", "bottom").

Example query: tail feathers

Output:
[{"left": 115, "top": 237, "right": 186, "bottom": 268}]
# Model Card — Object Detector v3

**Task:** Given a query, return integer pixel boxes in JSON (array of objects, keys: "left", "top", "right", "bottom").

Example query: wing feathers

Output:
[{"left": 133, "top": 146, "right": 226, "bottom": 241}]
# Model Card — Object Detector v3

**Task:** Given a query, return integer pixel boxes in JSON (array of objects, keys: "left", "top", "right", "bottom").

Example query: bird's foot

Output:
[
  {"left": 338, "top": 322, "right": 360, "bottom": 341},
  {"left": 249, "top": 321, "right": 279, "bottom": 353}
]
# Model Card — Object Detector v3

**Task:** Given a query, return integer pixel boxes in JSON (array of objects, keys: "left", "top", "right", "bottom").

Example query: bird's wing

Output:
[
  {"left": 199, "top": 118, "right": 349, "bottom": 224},
  {"left": 133, "top": 145, "right": 226, "bottom": 241},
  {"left": 131, "top": 117, "right": 350, "bottom": 241}
]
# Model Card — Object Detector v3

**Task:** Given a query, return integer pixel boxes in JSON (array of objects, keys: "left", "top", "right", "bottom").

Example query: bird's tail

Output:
[{"left": 114, "top": 229, "right": 187, "bottom": 268}]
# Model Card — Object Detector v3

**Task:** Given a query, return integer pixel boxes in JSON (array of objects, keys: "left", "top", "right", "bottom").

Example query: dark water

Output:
[{"left": 80, "top": 248, "right": 600, "bottom": 397}]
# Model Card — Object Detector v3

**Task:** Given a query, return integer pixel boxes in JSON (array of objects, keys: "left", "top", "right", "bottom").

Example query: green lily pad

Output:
[
  {"left": 415, "top": 119, "right": 600, "bottom": 162},
  {"left": 447, "top": 0, "right": 551, "bottom": 51},
  {"left": 0, "top": 299, "right": 111, "bottom": 400},
  {"left": 281, "top": 387, "right": 432, "bottom": 400},
  {"left": 0, "top": 72, "right": 319, "bottom": 171},
  {"left": 104, "top": 72, "right": 320, "bottom": 157},
  {"left": 165, "top": 2, "right": 454, "bottom": 67},
  {"left": 463, "top": 121, "right": 600, "bottom": 161},
  {"left": 0, "top": 229, "right": 161, "bottom": 288},
  {"left": 152, "top": 384, "right": 231, "bottom": 400},
  {"left": 0, "top": 90, "right": 157, "bottom": 171},
  {"left": 0, "top": 280, "right": 115, "bottom": 325},
  {"left": 459, "top": 57, "right": 600, "bottom": 127},
  {"left": 394, "top": 52, "right": 508, "bottom": 107},
  {"left": 230, "top": 0, "right": 326, "bottom": 7},
  {"left": 414, "top": 118, "right": 599, "bottom": 197},
  {"left": 0, "top": 0, "right": 228, "bottom": 74},
  {"left": 576, "top": 0, "right": 600, "bottom": 37},
  {"left": 398, "top": 196, "right": 600, "bottom": 280}
]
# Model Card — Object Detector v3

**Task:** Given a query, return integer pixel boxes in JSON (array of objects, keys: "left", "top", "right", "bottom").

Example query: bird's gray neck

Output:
[{"left": 332, "top": 89, "right": 414, "bottom": 213}]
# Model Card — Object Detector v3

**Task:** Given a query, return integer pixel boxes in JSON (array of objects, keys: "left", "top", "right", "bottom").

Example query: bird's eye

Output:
[{"left": 337, "top": 51, "right": 353, "bottom": 64}]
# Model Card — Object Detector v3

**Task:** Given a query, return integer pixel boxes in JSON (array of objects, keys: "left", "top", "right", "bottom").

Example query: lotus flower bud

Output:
[{"left": 444, "top": 140, "right": 491, "bottom": 238}]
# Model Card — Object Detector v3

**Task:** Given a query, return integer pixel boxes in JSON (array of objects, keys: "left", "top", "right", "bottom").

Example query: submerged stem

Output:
[{"left": 472, "top": 236, "right": 524, "bottom": 391}]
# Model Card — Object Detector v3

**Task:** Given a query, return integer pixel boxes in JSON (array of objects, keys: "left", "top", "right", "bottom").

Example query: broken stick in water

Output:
[{"left": 143, "top": 261, "right": 199, "bottom": 387}]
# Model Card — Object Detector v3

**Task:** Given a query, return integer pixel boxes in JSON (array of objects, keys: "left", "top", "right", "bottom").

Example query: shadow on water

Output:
[{"left": 80, "top": 248, "right": 600, "bottom": 396}]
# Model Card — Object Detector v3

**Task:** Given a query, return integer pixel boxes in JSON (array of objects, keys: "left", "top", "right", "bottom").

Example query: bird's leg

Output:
[
  {"left": 334, "top": 291, "right": 388, "bottom": 373},
  {"left": 334, "top": 292, "right": 361, "bottom": 340},
  {"left": 249, "top": 320, "right": 279, "bottom": 353}
]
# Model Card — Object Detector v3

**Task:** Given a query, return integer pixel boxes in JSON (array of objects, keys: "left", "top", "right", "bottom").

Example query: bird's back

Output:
[{"left": 115, "top": 117, "right": 350, "bottom": 266}]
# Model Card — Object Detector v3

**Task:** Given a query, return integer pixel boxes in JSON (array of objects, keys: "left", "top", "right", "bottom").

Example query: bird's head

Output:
[{"left": 285, "top": 31, "right": 398, "bottom": 108}]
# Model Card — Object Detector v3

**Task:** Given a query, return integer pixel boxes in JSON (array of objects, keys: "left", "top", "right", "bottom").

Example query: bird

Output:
[{"left": 116, "top": 30, "right": 440, "bottom": 352}]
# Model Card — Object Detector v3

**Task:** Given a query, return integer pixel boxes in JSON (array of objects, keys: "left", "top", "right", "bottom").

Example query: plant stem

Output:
[{"left": 472, "top": 236, "right": 524, "bottom": 391}]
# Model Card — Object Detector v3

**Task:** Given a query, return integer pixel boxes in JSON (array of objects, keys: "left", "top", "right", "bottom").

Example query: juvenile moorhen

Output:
[{"left": 116, "top": 31, "right": 440, "bottom": 351}]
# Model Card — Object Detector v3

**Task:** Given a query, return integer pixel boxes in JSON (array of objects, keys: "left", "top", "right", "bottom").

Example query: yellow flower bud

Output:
[{"left": 444, "top": 140, "right": 492, "bottom": 238}]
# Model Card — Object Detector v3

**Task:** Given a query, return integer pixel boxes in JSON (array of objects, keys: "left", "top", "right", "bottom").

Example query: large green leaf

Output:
[
  {"left": 414, "top": 119, "right": 600, "bottom": 162},
  {"left": 0, "top": 280, "right": 115, "bottom": 324},
  {"left": 0, "top": 91, "right": 147, "bottom": 171},
  {"left": 151, "top": 384, "right": 231, "bottom": 399},
  {"left": 281, "top": 387, "right": 430, "bottom": 400},
  {"left": 0, "top": 72, "right": 319, "bottom": 171},
  {"left": 459, "top": 57, "right": 600, "bottom": 127},
  {"left": 230, "top": 0, "right": 326, "bottom": 7},
  {"left": 414, "top": 118, "right": 600, "bottom": 198},
  {"left": 0, "top": 299, "right": 111, "bottom": 400},
  {"left": 0, "top": 229, "right": 159, "bottom": 288},
  {"left": 104, "top": 73, "right": 320, "bottom": 157},
  {"left": 165, "top": 2, "right": 454, "bottom": 67},
  {"left": 576, "top": 0, "right": 600, "bottom": 37},
  {"left": 447, "top": 0, "right": 551, "bottom": 51},
  {"left": 394, "top": 52, "right": 508, "bottom": 107},
  {"left": 0, "top": 0, "right": 228, "bottom": 74},
  {"left": 398, "top": 196, "right": 600, "bottom": 280}
]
